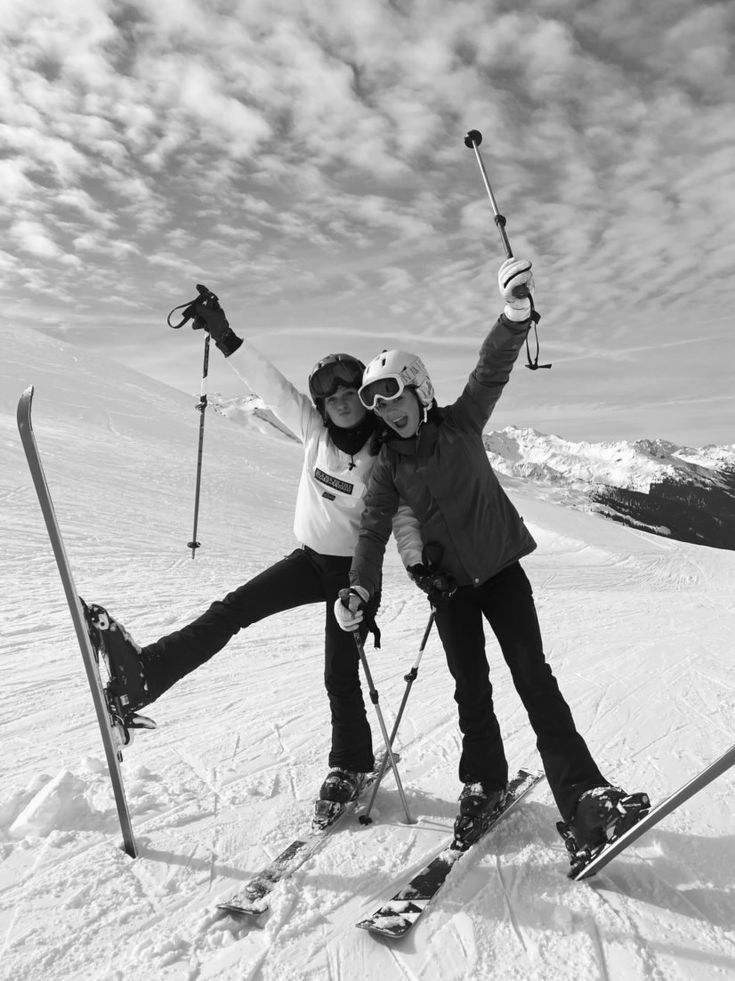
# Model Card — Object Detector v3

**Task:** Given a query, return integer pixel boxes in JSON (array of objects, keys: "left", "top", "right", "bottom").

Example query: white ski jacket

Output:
[{"left": 227, "top": 342, "right": 423, "bottom": 563}]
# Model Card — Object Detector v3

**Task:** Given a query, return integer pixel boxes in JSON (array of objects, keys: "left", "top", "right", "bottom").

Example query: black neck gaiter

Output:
[{"left": 326, "top": 413, "right": 377, "bottom": 457}]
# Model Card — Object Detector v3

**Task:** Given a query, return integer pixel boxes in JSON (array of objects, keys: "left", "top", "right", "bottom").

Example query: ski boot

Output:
[
  {"left": 557, "top": 785, "right": 651, "bottom": 876},
  {"left": 452, "top": 781, "right": 507, "bottom": 851},
  {"left": 82, "top": 600, "right": 157, "bottom": 746},
  {"left": 312, "top": 768, "right": 367, "bottom": 832}
]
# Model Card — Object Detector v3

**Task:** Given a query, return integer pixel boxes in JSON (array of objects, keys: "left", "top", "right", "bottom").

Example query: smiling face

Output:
[
  {"left": 323, "top": 386, "right": 367, "bottom": 429},
  {"left": 374, "top": 388, "right": 422, "bottom": 437}
]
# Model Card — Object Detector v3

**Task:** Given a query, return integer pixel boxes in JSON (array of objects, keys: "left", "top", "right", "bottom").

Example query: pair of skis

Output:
[
  {"left": 216, "top": 768, "right": 543, "bottom": 933},
  {"left": 17, "top": 387, "right": 735, "bottom": 931}
]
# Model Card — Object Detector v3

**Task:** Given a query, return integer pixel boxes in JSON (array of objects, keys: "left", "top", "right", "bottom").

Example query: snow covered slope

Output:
[{"left": 1, "top": 324, "right": 734, "bottom": 981}]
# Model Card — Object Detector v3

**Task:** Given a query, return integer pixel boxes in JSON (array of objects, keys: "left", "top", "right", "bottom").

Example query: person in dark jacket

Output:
[{"left": 334, "top": 257, "right": 644, "bottom": 849}]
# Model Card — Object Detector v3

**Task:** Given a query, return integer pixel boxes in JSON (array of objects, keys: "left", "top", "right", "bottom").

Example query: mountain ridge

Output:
[{"left": 484, "top": 427, "right": 735, "bottom": 550}]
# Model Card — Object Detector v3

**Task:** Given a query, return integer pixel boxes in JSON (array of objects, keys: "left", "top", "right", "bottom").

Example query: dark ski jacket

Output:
[{"left": 350, "top": 314, "right": 537, "bottom": 597}]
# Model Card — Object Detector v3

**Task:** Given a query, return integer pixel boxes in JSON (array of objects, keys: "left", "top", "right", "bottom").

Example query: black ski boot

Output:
[
  {"left": 312, "top": 768, "right": 367, "bottom": 832},
  {"left": 557, "top": 785, "right": 651, "bottom": 876},
  {"left": 453, "top": 781, "right": 507, "bottom": 850},
  {"left": 571, "top": 785, "right": 648, "bottom": 847},
  {"left": 319, "top": 768, "right": 367, "bottom": 804},
  {"left": 82, "top": 600, "right": 157, "bottom": 742}
]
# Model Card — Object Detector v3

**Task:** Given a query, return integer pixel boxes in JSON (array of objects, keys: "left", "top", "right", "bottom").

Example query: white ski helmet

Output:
[{"left": 359, "top": 350, "right": 435, "bottom": 411}]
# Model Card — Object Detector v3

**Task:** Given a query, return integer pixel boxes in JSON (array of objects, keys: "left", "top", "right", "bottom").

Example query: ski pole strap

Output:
[
  {"left": 524, "top": 303, "right": 551, "bottom": 371},
  {"left": 360, "top": 603, "right": 382, "bottom": 650},
  {"left": 167, "top": 298, "right": 200, "bottom": 329},
  {"left": 342, "top": 587, "right": 381, "bottom": 648}
]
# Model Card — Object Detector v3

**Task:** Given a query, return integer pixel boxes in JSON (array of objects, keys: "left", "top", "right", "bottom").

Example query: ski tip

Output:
[
  {"left": 357, "top": 918, "right": 412, "bottom": 939},
  {"left": 17, "top": 385, "right": 35, "bottom": 425},
  {"left": 216, "top": 903, "right": 267, "bottom": 918}
]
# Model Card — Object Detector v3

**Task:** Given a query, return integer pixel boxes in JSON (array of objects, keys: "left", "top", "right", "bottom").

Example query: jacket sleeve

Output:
[
  {"left": 224, "top": 340, "right": 319, "bottom": 444},
  {"left": 349, "top": 455, "right": 400, "bottom": 598},
  {"left": 392, "top": 503, "right": 424, "bottom": 569},
  {"left": 449, "top": 313, "right": 531, "bottom": 433}
]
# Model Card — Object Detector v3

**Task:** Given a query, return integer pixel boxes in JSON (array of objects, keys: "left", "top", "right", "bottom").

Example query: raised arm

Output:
[
  {"left": 184, "top": 292, "right": 318, "bottom": 443},
  {"left": 448, "top": 257, "right": 536, "bottom": 433}
]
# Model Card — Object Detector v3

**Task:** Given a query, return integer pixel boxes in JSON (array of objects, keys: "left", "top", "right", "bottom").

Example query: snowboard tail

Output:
[{"left": 17, "top": 386, "right": 138, "bottom": 858}]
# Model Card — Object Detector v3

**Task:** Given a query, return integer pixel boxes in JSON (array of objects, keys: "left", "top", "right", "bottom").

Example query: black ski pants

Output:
[
  {"left": 141, "top": 546, "right": 377, "bottom": 772},
  {"left": 433, "top": 561, "right": 607, "bottom": 822}
]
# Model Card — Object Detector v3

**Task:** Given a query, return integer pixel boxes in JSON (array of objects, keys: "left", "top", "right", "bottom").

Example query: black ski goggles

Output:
[
  {"left": 309, "top": 357, "right": 364, "bottom": 399},
  {"left": 358, "top": 375, "right": 405, "bottom": 410}
]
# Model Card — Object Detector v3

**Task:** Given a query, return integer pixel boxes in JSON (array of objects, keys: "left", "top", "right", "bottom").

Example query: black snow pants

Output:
[
  {"left": 140, "top": 546, "right": 377, "bottom": 772},
  {"left": 433, "top": 561, "right": 607, "bottom": 822}
]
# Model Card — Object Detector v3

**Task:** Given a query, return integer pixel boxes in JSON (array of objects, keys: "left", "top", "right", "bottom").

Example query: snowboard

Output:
[{"left": 17, "top": 386, "right": 138, "bottom": 858}]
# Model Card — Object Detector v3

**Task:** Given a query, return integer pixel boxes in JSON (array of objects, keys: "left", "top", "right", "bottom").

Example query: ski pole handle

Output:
[{"left": 167, "top": 284, "right": 220, "bottom": 329}]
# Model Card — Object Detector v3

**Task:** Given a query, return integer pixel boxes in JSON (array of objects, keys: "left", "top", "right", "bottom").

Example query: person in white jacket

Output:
[{"left": 90, "top": 293, "right": 422, "bottom": 809}]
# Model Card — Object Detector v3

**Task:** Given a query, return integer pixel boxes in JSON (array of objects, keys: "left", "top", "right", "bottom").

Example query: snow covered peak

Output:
[
  {"left": 485, "top": 426, "right": 735, "bottom": 549},
  {"left": 484, "top": 426, "right": 735, "bottom": 494}
]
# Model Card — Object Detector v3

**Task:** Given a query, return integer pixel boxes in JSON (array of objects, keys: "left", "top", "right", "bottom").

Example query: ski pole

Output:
[
  {"left": 464, "top": 128, "right": 550, "bottom": 370},
  {"left": 464, "top": 128, "right": 519, "bottom": 265},
  {"left": 352, "top": 632, "right": 416, "bottom": 825},
  {"left": 187, "top": 334, "right": 210, "bottom": 558},
  {"left": 167, "top": 284, "right": 221, "bottom": 556},
  {"left": 359, "top": 610, "right": 435, "bottom": 825}
]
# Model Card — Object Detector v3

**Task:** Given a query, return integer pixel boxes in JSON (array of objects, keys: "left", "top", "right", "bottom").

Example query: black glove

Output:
[
  {"left": 408, "top": 564, "right": 457, "bottom": 605},
  {"left": 191, "top": 291, "right": 243, "bottom": 357}
]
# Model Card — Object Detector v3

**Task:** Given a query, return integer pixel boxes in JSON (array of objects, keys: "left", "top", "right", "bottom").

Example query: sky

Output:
[{"left": 2, "top": 0, "right": 734, "bottom": 446}]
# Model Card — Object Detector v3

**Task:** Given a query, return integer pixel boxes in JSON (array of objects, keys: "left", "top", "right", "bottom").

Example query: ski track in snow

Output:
[{"left": 2, "top": 325, "right": 735, "bottom": 980}]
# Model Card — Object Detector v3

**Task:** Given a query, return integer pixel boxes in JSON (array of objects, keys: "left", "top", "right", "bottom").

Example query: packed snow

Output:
[{"left": 1, "top": 323, "right": 734, "bottom": 981}]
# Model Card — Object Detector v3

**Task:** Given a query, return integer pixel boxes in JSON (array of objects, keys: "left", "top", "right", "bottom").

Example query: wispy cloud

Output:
[{"left": 2, "top": 0, "right": 733, "bottom": 442}]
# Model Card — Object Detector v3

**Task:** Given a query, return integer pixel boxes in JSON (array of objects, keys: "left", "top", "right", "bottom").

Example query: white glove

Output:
[
  {"left": 498, "top": 257, "right": 534, "bottom": 321},
  {"left": 334, "top": 586, "right": 370, "bottom": 632}
]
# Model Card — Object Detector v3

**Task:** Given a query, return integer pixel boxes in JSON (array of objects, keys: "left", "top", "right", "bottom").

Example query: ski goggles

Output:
[
  {"left": 358, "top": 375, "right": 405, "bottom": 410},
  {"left": 309, "top": 357, "right": 364, "bottom": 399}
]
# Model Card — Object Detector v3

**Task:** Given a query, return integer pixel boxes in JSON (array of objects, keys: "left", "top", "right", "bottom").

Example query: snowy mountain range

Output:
[
  {"left": 484, "top": 428, "right": 735, "bottom": 551},
  {"left": 209, "top": 393, "right": 735, "bottom": 551}
]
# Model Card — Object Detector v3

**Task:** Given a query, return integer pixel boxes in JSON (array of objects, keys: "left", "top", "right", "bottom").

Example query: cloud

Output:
[
  {"left": 0, "top": 159, "right": 35, "bottom": 202},
  {"left": 0, "top": 1, "right": 733, "bottom": 442},
  {"left": 10, "top": 219, "right": 62, "bottom": 259}
]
